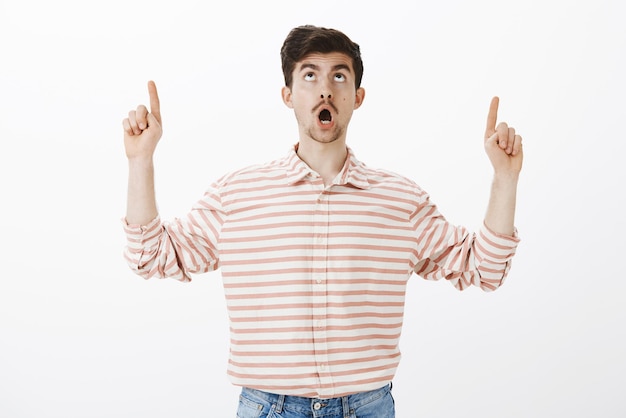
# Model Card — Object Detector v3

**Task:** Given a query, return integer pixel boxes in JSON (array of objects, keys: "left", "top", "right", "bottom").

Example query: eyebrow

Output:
[{"left": 299, "top": 63, "right": 352, "bottom": 73}]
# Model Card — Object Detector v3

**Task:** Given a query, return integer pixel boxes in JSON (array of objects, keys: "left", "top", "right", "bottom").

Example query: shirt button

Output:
[{"left": 313, "top": 402, "right": 322, "bottom": 410}]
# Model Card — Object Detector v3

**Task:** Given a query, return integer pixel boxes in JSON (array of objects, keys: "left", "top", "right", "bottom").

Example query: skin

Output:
[
  {"left": 123, "top": 54, "right": 522, "bottom": 236},
  {"left": 281, "top": 52, "right": 365, "bottom": 185},
  {"left": 483, "top": 96, "right": 523, "bottom": 235},
  {"left": 123, "top": 80, "right": 161, "bottom": 226}
]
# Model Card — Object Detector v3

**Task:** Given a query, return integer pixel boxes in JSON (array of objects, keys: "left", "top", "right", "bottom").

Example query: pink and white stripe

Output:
[{"left": 123, "top": 145, "right": 519, "bottom": 398}]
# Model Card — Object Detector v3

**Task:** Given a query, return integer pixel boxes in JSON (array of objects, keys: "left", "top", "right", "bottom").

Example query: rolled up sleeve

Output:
[
  {"left": 472, "top": 222, "right": 520, "bottom": 291},
  {"left": 412, "top": 197, "right": 520, "bottom": 292},
  {"left": 122, "top": 216, "right": 191, "bottom": 282}
]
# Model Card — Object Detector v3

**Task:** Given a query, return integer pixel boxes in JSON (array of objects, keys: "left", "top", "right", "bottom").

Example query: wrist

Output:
[
  {"left": 128, "top": 156, "right": 154, "bottom": 169},
  {"left": 492, "top": 170, "right": 520, "bottom": 186}
]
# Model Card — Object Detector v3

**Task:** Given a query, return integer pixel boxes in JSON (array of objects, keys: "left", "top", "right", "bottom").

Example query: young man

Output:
[{"left": 122, "top": 25, "right": 522, "bottom": 417}]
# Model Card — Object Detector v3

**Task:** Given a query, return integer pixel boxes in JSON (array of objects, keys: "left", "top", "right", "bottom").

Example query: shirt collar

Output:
[{"left": 284, "top": 144, "right": 371, "bottom": 190}]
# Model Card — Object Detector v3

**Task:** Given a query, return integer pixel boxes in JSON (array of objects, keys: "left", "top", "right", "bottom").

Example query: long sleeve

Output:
[
  {"left": 122, "top": 185, "right": 225, "bottom": 282},
  {"left": 411, "top": 195, "right": 520, "bottom": 291}
]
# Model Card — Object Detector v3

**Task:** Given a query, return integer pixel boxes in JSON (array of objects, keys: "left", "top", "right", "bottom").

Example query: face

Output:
[{"left": 282, "top": 52, "right": 365, "bottom": 145}]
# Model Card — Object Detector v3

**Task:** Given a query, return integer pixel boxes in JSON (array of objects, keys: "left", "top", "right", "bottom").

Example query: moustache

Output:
[{"left": 312, "top": 100, "right": 339, "bottom": 114}]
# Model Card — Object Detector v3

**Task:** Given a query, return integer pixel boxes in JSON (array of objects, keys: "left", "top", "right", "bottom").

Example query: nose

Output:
[{"left": 320, "top": 80, "right": 332, "bottom": 99}]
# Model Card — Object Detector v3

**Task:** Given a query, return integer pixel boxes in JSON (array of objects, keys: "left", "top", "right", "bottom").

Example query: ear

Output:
[
  {"left": 354, "top": 87, "right": 365, "bottom": 110},
  {"left": 281, "top": 86, "right": 293, "bottom": 109}
]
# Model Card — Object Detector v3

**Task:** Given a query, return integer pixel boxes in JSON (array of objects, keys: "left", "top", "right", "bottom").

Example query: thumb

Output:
[{"left": 146, "top": 112, "right": 161, "bottom": 129}]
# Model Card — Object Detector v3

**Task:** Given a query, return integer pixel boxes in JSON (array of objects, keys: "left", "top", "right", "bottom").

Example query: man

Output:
[{"left": 122, "top": 25, "right": 522, "bottom": 417}]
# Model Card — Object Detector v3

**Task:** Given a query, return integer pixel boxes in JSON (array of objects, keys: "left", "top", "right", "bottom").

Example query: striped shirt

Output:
[{"left": 123, "top": 145, "right": 520, "bottom": 398}]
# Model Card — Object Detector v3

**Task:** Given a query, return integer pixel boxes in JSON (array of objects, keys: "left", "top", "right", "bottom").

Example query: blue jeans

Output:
[{"left": 236, "top": 384, "right": 395, "bottom": 418}]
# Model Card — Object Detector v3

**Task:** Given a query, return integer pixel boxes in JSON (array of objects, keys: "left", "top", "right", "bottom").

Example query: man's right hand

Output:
[{"left": 122, "top": 80, "right": 162, "bottom": 160}]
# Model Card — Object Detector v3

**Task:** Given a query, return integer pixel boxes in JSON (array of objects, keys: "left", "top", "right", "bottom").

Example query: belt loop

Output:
[
  {"left": 275, "top": 394, "right": 285, "bottom": 413},
  {"left": 341, "top": 395, "right": 350, "bottom": 418}
]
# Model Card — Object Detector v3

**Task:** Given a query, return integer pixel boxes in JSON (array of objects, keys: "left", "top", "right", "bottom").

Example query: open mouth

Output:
[{"left": 318, "top": 109, "right": 332, "bottom": 125}]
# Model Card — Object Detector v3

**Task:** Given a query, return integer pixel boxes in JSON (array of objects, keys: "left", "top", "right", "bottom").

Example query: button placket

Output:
[{"left": 311, "top": 189, "right": 331, "bottom": 391}]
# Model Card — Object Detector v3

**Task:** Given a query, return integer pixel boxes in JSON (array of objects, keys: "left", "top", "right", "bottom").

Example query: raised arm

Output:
[
  {"left": 483, "top": 97, "right": 523, "bottom": 236},
  {"left": 122, "top": 81, "right": 163, "bottom": 226}
]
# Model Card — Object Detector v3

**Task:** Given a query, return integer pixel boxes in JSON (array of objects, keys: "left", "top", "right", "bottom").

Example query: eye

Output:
[
  {"left": 304, "top": 73, "right": 316, "bottom": 81},
  {"left": 334, "top": 73, "right": 346, "bottom": 82}
]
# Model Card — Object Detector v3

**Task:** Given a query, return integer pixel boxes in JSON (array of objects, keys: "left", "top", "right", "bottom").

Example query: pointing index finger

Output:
[
  {"left": 485, "top": 96, "right": 499, "bottom": 139},
  {"left": 147, "top": 80, "right": 161, "bottom": 125}
]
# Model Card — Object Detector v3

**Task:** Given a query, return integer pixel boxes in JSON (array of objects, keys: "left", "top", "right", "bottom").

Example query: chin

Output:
[{"left": 308, "top": 129, "right": 344, "bottom": 145}]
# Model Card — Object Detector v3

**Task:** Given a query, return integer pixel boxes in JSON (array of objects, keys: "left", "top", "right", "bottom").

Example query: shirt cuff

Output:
[
  {"left": 121, "top": 215, "right": 162, "bottom": 251},
  {"left": 475, "top": 222, "right": 520, "bottom": 263}
]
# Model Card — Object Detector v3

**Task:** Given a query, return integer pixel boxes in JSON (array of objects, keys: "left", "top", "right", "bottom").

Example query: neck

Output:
[{"left": 296, "top": 140, "right": 348, "bottom": 186}]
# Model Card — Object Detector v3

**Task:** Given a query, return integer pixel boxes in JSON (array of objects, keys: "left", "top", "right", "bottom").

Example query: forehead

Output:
[{"left": 297, "top": 52, "right": 354, "bottom": 72}]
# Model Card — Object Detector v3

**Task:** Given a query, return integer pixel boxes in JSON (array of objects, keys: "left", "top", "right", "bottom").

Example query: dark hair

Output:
[{"left": 280, "top": 25, "right": 364, "bottom": 89}]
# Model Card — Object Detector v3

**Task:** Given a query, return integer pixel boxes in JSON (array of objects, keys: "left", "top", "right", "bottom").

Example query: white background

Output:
[{"left": 1, "top": 0, "right": 625, "bottom": 417}]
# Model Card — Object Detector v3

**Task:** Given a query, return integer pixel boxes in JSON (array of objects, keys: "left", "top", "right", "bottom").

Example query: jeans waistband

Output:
[{"left": 240, "top": 383, "right": 391, "bottom": 415}]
